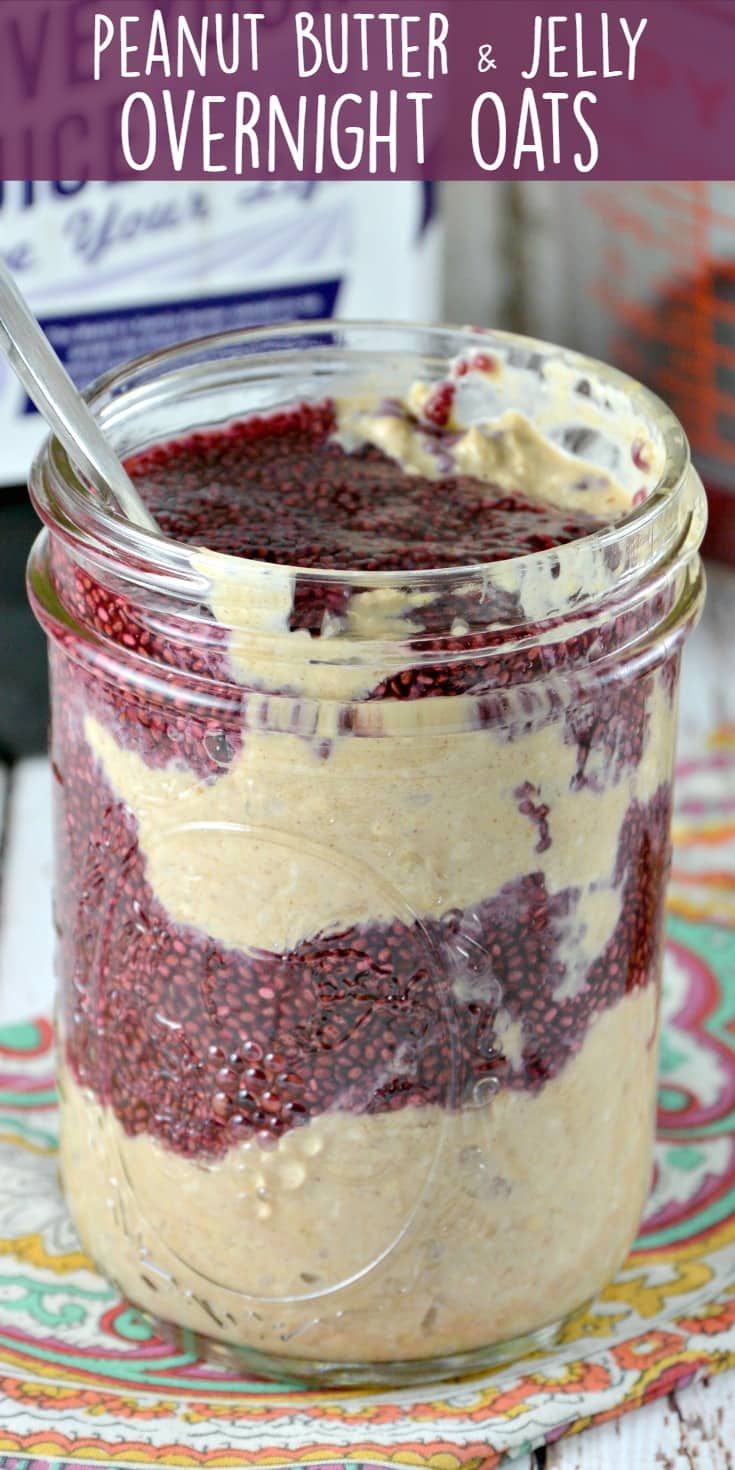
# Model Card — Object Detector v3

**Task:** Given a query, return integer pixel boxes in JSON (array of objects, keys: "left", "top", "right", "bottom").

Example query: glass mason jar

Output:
[{"left": 28, "top": 322, "right": 706, "bottom": 1387}]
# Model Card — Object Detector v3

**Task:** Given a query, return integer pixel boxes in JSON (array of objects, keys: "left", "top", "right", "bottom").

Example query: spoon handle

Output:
[{"left": 0, "top": 258, "right": 157, "bottom": 532}]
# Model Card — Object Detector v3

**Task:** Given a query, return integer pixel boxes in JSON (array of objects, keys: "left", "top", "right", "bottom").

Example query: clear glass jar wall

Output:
[{"left": 28, "top": 323, "right": 706, "bottom": 1385}]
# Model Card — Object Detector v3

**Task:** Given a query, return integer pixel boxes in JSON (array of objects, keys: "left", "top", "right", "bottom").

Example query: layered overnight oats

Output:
[{"left": 28, "top": 324, "right": 706, "bottom": 1384}]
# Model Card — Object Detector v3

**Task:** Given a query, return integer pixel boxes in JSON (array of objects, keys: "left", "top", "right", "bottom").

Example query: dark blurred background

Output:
[
  {"left": 0, "top": 489, "right": 48, "bottom": 759},
  {"left": 2, "top": 179, "right": 733, "bottom": 757}
]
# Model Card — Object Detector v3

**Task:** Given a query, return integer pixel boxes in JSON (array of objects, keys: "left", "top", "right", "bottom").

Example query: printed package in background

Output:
[{"left": 0, "top": 179, "right": 441, "bottom": 487}]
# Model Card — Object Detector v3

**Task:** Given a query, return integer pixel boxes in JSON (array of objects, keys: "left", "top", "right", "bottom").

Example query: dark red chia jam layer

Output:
[
  {"left": 46, "top": 400, "right": 676, "bottom": 1153},
  {"left": 128, "top": 401, "right": 604, "bottom": 570},
  {"left": 49, "top": 402, "right": 671, "bottom": 778},
  {"left": 55, "top": 669, "right": 671, "bottom": 1157}
]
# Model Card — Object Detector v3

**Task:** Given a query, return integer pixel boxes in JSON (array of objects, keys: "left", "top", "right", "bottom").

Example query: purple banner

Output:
[{"left": 0, "top": 0, "right": 730, "bottom": 179}]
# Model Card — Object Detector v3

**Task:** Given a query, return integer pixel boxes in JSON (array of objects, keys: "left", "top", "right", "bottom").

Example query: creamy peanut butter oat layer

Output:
[
  {"left": 50, "top": 355, "right": 674, "bottom": 1365},
  {"left": 60, "top": 986, "right": 658, "bottom": 1362}
]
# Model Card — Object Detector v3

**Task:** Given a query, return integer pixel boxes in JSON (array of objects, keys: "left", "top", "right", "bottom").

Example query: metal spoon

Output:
[{"left": 0, "top": 259, "right": 158, "bottom": 533}]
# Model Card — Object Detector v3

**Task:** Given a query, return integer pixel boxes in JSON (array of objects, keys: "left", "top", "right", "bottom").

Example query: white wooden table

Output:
[{"left": 1, "top": 564, "right": 734, "bottom": 1468}]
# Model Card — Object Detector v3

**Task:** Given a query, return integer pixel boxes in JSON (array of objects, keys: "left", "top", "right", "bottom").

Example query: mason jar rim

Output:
[{"left": 28, "top": 318, "right": 704, "bottom": 635}]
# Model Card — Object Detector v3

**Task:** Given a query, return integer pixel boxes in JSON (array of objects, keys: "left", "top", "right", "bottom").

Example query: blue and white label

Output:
[{"left": 0, "top": 181, "right": 440, "bottom": 484}]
